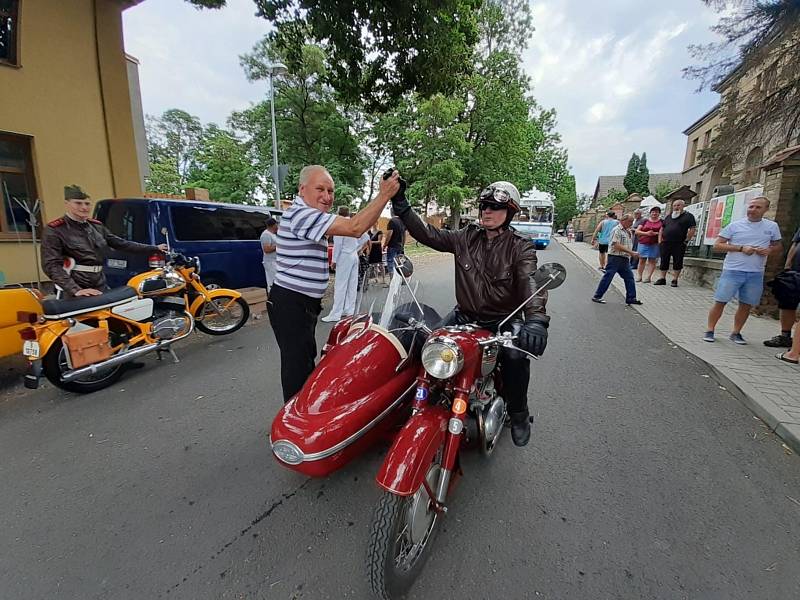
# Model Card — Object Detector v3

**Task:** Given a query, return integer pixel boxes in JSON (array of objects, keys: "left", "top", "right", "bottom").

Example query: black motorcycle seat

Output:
[{"left": 42, "top": 286, "right": 138, "bottom": 319}]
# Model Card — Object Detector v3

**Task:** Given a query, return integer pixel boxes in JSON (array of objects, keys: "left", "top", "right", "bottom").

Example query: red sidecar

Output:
[{"left": 270, "top": 314, "right": 422, "bottom": 477}]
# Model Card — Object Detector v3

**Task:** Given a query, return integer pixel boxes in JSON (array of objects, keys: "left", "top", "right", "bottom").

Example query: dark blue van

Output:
[{"left": 94, "top": 197, "right": 282, "bottom": 289}]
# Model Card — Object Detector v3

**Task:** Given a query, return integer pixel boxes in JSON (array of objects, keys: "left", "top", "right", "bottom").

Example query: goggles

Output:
[{"left": 479, "top": 186, "right": 513, "bottom": 206}]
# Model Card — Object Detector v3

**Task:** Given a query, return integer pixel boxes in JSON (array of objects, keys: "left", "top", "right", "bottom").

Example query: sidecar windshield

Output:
[{"left": 356, "top": 273, "right": 426, "bottom": 329}]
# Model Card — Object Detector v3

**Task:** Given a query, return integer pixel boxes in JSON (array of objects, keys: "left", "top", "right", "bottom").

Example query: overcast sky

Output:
[{"left": 124, "top": 0, "right": 722, "bottom": 196}]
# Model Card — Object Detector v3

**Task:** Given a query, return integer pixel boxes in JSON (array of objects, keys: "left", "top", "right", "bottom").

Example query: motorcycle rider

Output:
[{"left": 388, "top": 173, "right": 549, "bottom": 446}]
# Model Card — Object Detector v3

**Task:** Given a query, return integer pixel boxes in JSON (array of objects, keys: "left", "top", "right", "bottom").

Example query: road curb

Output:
[{"left": 556, "top": 237, "right": 800, "bottom": 456}]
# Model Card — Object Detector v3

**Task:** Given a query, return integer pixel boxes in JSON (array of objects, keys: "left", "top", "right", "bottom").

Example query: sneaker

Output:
[
  {"left": 321, "top": 314, "right": 341, "bottom": 323},
  {"left": 591, "top": 297, "right": 606, "bottom": 304},
  {"left": 635, "top": 276, "right": 642, "bottom": 282},
  {"left": 729, "top": 332, "right": 748, "bottom": 345},
  {"left": 626, "top": 299, "right": 643, "bottom": 305},
  {"left": 670, "top": 280, "right": 678, "bottom": 287},
  {"left": 764, "top": 334, "right": 793, "bottom": 348},
  {"left": 703, "top": 331, "right": 715, "bottom": 343},
  {"left": 653, "top": 278, "right": 667, "bottom": 286},
  {"left": 643, "top": 278, "right": 651, "bottom": 283}
]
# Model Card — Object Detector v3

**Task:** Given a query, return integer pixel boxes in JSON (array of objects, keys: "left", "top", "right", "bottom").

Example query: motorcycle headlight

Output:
[
  {"left": 421, "top": 337, "right": 464, "bottom": 379},
  {"left": 272, "top": 440, "right": 304, "bottom": 465}
]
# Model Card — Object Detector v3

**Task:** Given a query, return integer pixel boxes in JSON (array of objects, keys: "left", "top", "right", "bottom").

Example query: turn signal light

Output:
[
  {"left": 18, "top": 327, "right": 37, "bottom": 341},
  {"left": 17, "top": 311, "right": 39, "bottom": 324},
  {"left": 148, "top": 254, "right": 166, "bottom": 268}
]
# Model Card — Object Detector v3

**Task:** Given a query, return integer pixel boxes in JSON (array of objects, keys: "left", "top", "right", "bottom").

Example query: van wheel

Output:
[{"left": 42, "top": 339, "right": 124, "bottom": 393}]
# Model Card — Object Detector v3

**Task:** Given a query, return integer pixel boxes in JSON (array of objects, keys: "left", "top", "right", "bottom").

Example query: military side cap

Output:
[{"left": 64, "top": 185, "right": 89, "bottom": 200}]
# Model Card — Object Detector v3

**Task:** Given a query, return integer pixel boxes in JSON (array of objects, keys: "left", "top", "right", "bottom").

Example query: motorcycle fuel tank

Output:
[{"left": 271, "top": 322, "right": 418, "bottom": 477}]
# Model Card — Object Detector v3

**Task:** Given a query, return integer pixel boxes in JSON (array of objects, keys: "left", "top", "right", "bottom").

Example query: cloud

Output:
[{"left": 522, "top": 1, "right": 721, "bottom": 194}]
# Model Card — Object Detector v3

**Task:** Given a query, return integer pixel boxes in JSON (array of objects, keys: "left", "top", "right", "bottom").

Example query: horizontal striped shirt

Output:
[{"left": 275, "top": 196, "right": 337, "bottom": 298}]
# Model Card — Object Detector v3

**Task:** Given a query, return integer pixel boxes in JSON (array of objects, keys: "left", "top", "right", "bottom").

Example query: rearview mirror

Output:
[
  {"left": 533, "top": 262, "right": 567, "bottom": 290},
  {"left": 394, "top": 254, "right": 414, "bottom": 278}
]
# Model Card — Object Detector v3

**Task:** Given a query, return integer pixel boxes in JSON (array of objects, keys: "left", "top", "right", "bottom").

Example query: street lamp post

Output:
[{"left": 266, "top": 62, "right": 288, "bottom": 210}]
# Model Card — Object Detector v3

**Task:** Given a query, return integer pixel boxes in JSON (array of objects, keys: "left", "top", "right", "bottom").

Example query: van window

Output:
[
  {"left": 100, "top": 202, "right": 148, "bottom": 243},
  {"left": 171, "top": 205, "right": 270, "bottom": 241}
]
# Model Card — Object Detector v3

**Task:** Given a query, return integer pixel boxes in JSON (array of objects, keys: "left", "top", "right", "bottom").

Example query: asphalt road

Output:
[{"left": 1, "top": 240, "right": 799, "bottom": 600}]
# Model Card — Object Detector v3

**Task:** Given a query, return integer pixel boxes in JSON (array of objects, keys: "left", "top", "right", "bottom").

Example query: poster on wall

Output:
[
  {"left": 702, "top": 186, "right": 763, "bottom": 245},
  {"left": 685, "top": 202, "right": 705, "bottom": 246}
]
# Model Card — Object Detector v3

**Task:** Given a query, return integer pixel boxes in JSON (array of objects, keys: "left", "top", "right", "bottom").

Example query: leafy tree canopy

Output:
[{"left": 685, "top": 1, "right": 800, "bottom": 164}]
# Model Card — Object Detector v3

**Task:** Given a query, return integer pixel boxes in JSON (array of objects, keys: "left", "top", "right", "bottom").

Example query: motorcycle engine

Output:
[
  {"left": 151, "top": 298, "right": 191, "bottom": 340},
  {"left": 466, "top": 378, "right": 506, "bottom": 455}
]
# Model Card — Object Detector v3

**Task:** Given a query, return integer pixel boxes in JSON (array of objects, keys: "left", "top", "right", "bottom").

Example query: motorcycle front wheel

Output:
[
  {"left": 42, "top": 338, "right": 124, "bottom": 393},
  {"left": 195, "top": 296, "right": 249, "bottom": 335},
  {"left": 367, "top": 452, "right": 443, "bottom": 599}
]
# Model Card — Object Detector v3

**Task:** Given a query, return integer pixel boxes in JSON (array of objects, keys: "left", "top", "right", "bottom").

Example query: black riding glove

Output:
[
  {"left": 518, "top": 315, "right": 548, "bottom": 356},
  {"left": 384, "top": 168, "right": 410, "bottom": 217}
]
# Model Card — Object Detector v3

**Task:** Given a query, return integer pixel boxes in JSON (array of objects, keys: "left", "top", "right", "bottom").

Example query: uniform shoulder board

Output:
[
  {"left": 87, "top": 218, "right": 103, "bottom": 225},
  {"left": 47, "top": 218, "right": 65, "bottom": 227}
]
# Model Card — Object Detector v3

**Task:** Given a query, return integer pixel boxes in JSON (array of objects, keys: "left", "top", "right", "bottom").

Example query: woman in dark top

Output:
[{"left": 368, "top": 228, "right": 386, "bottom": 283}]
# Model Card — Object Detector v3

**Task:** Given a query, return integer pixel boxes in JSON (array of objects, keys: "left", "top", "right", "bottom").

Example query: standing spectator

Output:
[
  {"left": 367, "top": 226, "right": 386, "bottom": 284},
  {"left": 566, "top": 222, "right": 575, "bottom": 243},
  {"left": 322, "top": 206, "right": 370, "bottom": 322},
  {"left": 383, "top": 208, "right": 407, "bottom": 276},
  {"left": 269, "top": 165, "right": 399, "bottom": 402},
  {"left": 591, "top": 213, "right": 642, "bottom": 306},
  {"left": 590, "top": 211, "right": 619, "bottom": 271},
  {"left": 703, "top": 196, "right": 782, "bottom": 344},
  {"left": 635, "top": 207, "right": 663, "bottom": 283},
  {"left": 764, "top": 224, "right": 800, "bottom": 348},
  {"left": 654, "top": 199, "right": 696, "bottom": 287},
  {"left": 631, "top": 209, "right": 645, "bottom": 269},
  {"left": 260, "top": 217, "right": 279, "bottom": 291}
]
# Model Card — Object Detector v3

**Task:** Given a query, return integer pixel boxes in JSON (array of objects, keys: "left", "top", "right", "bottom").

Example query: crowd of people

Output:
[{"left": 579, "top": 196, "right": 799, "bottom": 365}]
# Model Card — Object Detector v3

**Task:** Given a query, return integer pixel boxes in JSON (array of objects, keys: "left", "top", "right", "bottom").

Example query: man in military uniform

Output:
[{"left": 41, "top": 185, "right": 167, "bottom": 297}]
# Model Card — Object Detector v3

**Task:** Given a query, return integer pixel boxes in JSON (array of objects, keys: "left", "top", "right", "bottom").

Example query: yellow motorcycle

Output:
[{"left": 18, "top": 252, "right": 248, "bottom": 393}]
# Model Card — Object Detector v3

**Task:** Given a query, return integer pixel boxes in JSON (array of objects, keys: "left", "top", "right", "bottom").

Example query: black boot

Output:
[{"left": 510, "top": 410, "right": 532, "bottom": 447}]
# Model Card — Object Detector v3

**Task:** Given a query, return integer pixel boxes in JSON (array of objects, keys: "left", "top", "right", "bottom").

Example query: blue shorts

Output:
[
  {"left": 714, "top": 270, "right": 764, "bottom": 306},
  {"left": 637, "top": 244, "right": 659, "bottom": 259}
]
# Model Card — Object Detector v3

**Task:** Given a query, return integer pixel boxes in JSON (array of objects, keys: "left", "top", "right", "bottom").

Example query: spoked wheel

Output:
[
  {"left": 367, "top": 452, "right": 443, "bottom": 599},
  {"left": 42, "top": 338, "right": 123, "bottom": 393},
  {"left": 195, "top": 296, "right": 249, "bottom": 335}
]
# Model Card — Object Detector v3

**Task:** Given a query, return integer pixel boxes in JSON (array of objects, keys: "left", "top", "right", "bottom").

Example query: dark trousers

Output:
[
  {"left": 268, "top": 285, "right": 322, "bottom": 402},
  {"left": 631, "top": 236, "right": 640, "bottom": 269},
  {"left": 441, "top": 310, "right": 530, "bottom": 415},
  {"left": 660, "top": 240, "right": 686, "bottom": 272},
  {"left": 593, "top": 255, "right": 637, "bottom": 303}
]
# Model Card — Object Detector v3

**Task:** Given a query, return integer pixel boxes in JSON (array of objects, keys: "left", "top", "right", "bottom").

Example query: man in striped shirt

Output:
[{"left": 268, "top": 165, "right": 400, "bottom": 402}]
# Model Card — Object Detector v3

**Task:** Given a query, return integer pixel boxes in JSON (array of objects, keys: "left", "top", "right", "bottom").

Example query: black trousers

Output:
[
  {"left": 268, "top": 285, "right": 322, "bottom": 402},
  {"left": 660, "top": 240, "right": 687, "bottom": 272},
  {"left": 441, "top": 310, "right": 531, "bottom": 415}
]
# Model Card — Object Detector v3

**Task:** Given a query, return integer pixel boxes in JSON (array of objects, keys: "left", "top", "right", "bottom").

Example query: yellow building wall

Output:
[{"left": 0, "top": 0, "right": 143, "bottom": 286}]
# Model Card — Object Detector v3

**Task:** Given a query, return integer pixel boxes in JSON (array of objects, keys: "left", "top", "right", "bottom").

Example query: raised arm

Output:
[{"left": 326, "top": 172, "right": 399, "bottom": 238}]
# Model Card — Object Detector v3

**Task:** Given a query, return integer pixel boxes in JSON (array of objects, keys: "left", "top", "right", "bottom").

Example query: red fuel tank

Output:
[{"left": 270, "top": 322, "right": 418, "bottom": 477}]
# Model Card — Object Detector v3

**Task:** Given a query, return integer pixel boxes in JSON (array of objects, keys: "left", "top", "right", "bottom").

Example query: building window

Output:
[
  {"left": 0, "top": 132, "right": 38, "bottom": 239},
  {"left": 703, "top": 130, "right": 711, "bottom": 148},
  {"left": 690, "top": 137, "right": 699, "bottom": 167},
  {"left": 0, "top": 0, "right": 19, "bottom": 66},
  {"left": 742, "top": 146, "right": 763, "bottom": 186}
]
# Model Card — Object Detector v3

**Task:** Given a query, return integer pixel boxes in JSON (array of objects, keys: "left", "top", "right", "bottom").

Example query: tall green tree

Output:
[
  {"left": 145, "top": 109, "right": 204, "bottom": 195},
  {"left": 553, "top": 174, "right": 578, "bottom": 229},
  {"left": 637, "top": 152, "right": 650, "bottom": 194},
  {"left": 234, "top": 40, "right": 366, "bottom": 198},
  {"left": 189, "top": 0, "right": 481, "bottom": 111},
  {"left": 187, "top": 125, "right": 260, "bottom": 204},
  {"left": 623, "top": 153, "right": 641, "bottom": 195}
]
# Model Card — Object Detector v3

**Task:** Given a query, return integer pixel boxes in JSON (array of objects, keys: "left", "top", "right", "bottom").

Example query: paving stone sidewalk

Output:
[{"left": 558, "top": 238, "right": 800, "bottom": 454}]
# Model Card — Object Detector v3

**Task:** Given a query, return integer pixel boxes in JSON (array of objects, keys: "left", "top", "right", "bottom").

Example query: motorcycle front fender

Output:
[
  {"left": 376, "top": 405, "right": 449, "bottom": 496},
  {"left": 189, "top": 287, "right": 243, "bottom": 317}
]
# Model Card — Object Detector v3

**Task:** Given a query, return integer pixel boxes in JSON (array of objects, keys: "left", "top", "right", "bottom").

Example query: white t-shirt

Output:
[
  {"left": 260, "top": 229, "right": 278, "bottom": 270},
  {"left": 719, "top": 218, "right": 781, "bottom": 272}
]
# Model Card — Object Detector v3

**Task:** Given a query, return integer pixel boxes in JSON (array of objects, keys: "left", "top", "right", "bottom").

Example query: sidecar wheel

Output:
[{"left": 367, "top": 462, "right": 442, "bottom": 599}]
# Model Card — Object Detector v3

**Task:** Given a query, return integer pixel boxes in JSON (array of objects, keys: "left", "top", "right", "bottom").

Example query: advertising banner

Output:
[
  {"left": 684, "top": 201, "right": 705, "bottom": 246},
  {"left": 702, "top": 186, "right": 763, "bottom": 245}
]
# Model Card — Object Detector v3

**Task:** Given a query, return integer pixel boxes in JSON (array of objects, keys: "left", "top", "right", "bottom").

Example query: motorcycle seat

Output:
[{"left": 42, "top": 286, "right": 138, "bottom": 319}]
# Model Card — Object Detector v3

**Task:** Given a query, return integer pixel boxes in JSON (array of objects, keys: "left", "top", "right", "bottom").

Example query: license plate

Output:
[
  {"left": 23, "top": 340, "right": 40, "bottom": 358},
  {"left": 106, "top": 258, "right": 127, "bottom": 269}
]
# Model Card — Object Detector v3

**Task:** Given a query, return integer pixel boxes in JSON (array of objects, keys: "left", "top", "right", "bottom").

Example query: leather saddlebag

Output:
[{"left": 63, "top": 328, "right": 112, "bottom": 369}]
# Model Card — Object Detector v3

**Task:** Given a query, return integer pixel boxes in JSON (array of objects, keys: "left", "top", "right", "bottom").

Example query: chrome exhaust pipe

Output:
[{"left": 61, "top": 314, "right": 194, "bottom": 382}]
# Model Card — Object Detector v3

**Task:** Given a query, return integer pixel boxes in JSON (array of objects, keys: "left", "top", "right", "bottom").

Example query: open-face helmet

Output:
[{"left": 478, "top": 181, "right": 521, "bottom": 228}]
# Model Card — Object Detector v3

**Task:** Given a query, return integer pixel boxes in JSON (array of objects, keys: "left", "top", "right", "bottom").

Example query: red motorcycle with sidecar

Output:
[{"left": 269, "top": 256, "right": 567, "bottom": 599}]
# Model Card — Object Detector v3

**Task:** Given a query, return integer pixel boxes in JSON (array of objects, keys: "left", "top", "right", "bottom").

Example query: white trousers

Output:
[{"left": 328, "top": 253, "right": 359, "bottom": 318}]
